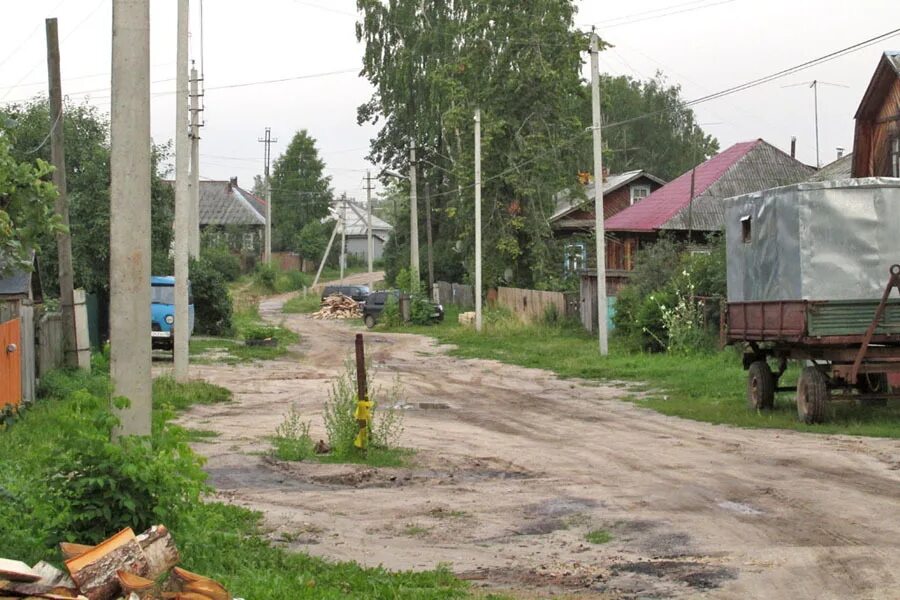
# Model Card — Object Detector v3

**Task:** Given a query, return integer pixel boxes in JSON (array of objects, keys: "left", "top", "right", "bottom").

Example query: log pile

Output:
[
  {"left": 0, "top": 525, "right": 238, "bottom": 600},
  {"left": 310, "top": 294, "right": 361, "bottom": 320}
]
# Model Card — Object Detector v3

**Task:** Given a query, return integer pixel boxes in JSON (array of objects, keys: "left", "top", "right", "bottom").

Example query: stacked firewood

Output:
[
  {"left": 0, "top": 525, "right": 236, "bottom": 600},
  {"left": 310, "top": 294, "right": 361, "bottom": 320}
]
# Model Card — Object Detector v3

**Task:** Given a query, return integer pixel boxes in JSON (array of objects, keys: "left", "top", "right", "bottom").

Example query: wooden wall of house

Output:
[{"left": 854, "top": 78, "right": 900, "bottom": 177}]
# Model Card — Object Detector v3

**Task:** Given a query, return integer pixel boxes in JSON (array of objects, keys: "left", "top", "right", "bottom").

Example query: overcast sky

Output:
[{"left": 1, "top": 0, "right": 898, "bottom": 200}]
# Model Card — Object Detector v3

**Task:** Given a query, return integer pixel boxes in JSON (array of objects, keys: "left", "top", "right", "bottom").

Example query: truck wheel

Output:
[
  {"left": 796, "top": 367, "right": 828, "bottom": 424},
  {"left": 364, "top": 315, "right": 376, "bottom": 329},
  {"left": 747, "top": 360, "right": 775, "bottom": 410},
  {"left": 857, "top": 373, "right": 889, "bottom": 406}
]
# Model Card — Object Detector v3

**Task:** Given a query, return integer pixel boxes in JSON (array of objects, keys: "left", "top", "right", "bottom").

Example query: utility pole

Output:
[
  {"left": 339, "top": 194, "right": 347, "bottom": 286},
  {"left": 474, "top": 108, "right": 483, "bottom": 333},
  {"left": 173, "top": 0, "right": 190, "bottom": 382},
  {"left": 812, "top": 80, "right": 820, "bottom": 168},
  {"left": 424, "top": 179, "right": 434, "bottom": 293},
  {"left": 590, "top": 32, "right": 609, "bottom": 355},
  {"left": 365, "top": 171, "right": 374, "bottom": 289},
  {"left": 45, "top": 18, "right": 78, "bottom": 370},
  {"left": 110, "top": 0, "right": 152, "bottom": 436},
  {"left": 258, "top": 127, "right": 277, "bottom": 264},
  {"left": 312, "top": 221, "right": 339, "bottom": 289},
  {"left": 409, "top": 141, "right": 420, "bottom": 288},
  {"left": 189, "top": 62, "right": 202, "bottom": 258}
]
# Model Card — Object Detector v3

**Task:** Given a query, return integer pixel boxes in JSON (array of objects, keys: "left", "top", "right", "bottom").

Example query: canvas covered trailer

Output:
[{"left": 723, "top": 178, "right": 900, "bottom": 422}]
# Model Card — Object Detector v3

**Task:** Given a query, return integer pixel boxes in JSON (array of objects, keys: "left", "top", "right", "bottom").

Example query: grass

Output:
[
  {"left": 0, "top": 367, "right": 468, "bottom": 599},
  {"left": 283, "top": 292, "right": 325, "bottom": 314},
  {"left": 584, "top": 529, "right": 613, "bottom": 545},
  {"left": 379, "top": 307, "right": 900, "bottom": 438}
]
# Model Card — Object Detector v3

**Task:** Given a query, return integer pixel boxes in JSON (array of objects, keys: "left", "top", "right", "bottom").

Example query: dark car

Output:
[
  {"left": 321, "top": 284, "right": 370, "bottom": 303},
  {"left": 362, "top": 290, "right": 444, "bottom": 329}
]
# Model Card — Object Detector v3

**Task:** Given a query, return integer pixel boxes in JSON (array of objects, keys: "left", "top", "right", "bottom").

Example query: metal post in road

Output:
[
  {"left": 110, "top": 0, "right": 152, "bottom": 436},
  {"left": 590, "top": 32, "right": 609, "bottom": 356}
]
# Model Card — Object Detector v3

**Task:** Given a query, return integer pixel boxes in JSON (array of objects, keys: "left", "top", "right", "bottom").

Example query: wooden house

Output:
[{"left": 852, "top": 51, "right": 900, "bottom": 178}]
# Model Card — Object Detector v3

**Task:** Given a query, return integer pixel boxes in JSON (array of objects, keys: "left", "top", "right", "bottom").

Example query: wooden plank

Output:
[
  {"left": 0, "top": 559, "right": 39, "bottom": 583},
  {"left": 0, "top": 319, "right": 22, "bottom": 409},
  {"left": 18, "top": 306, "right": 35, "bottom": 404}
]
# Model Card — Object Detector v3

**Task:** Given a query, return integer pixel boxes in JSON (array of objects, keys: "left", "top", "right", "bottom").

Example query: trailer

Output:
[{"left": 723, "top": 178, "right": 900, "bottom": 423}]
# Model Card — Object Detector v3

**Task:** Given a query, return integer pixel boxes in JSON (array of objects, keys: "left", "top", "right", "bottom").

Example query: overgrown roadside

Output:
[{"left": 177, "top": 275, "right": 900, "bottom": 599}]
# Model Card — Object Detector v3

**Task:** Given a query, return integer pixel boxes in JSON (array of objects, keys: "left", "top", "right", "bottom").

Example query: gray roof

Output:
[
  {"left": 0, "top": 257, "right": 31, "bottom": 298},
  {"left": 661, "top": 140, "right": 815, "bottom": 232},
  {"left": 329, "top": 201, "right": 393, "bottom": 238},
  {"left": 807, "top": 154, "right": 853, "bottom": 182},
  {"left": 198, "top": 180, "right": 265, "bottom": 226},
  {"left": 550, "top": 170, "right": 666, "bottom": 222}
]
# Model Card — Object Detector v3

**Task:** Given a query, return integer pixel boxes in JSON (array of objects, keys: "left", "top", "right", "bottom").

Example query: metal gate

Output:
[{"left": 0, "top": 318, "right": 21, "bottom": 409}]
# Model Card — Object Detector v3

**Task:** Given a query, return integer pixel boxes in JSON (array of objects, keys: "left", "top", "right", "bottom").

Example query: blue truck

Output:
[{"left": 151, "top": 276, "right": 195, "bottom": 350}]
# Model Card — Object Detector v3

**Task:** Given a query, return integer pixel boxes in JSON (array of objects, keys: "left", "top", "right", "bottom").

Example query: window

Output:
[
  {"left": 563, "top": 242, "right": 586, "bottom": 274},
  {"left": 242, "top": 232, "right": 255, "bottom": 251},
  {"left": 630, "top": 185, "right": 651, "bottom": 205},
  {"left": 741, "top": 216, "right": 752, "bottom": 244}
]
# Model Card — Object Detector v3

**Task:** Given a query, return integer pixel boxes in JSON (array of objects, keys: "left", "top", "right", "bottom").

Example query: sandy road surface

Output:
[{"left": 175, "top": 273, "right": 900, "bottom": 599}]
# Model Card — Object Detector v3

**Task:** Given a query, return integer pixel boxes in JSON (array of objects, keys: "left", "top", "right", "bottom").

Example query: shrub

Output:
[
  {"left": 272, "top": 404, "right": 314, "bottom": 461},
  {"left": 380, "top": 293, "right": 401, "bottom": 327},
  {"left": 202, "top": 245, "right": 241, "bottom": 282},
  {"left": 190, "top": 257, "right": 234, "bottom": 336},
  {"left": 242, "top": 325, "right": 280, "bottom": 341},
  {"left": 254, "top": 264, "right": 277, "bottom": 292},
  {"left": 409, "top": 293, "right": 435, "bottom": 325}
]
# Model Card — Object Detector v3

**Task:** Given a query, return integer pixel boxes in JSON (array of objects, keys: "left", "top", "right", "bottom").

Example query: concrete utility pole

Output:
[
  {"left": 189, "top": 63, "right": 201, "bottom": 258},
  {"left": 409, "top": 142, "right": 420, "bottom": 288},
  {"left": 45, "top": 18, "right": 78, "bottom": 370},
  {"left": 339, "top": 194, "right": 347, "bottom": 286},
  {"left": 312, "top": 220, "right": 339, "bottom": 289},
  {"left": 474, "top": 108, "right": 483, "bottom": 333},
  {"left": 173, "top": 0, "right": 190, "bottom": 382},
  {"left": 258, "top": 127, "right": 277, "bottom": 264},
  {"left": 110, "top": 0, "right": 152, "bottom": 436},
  {"left": 590, "top": 32, "right": 609, "bottom": 355},
  {"left": 366, "top": 171, "right": 374, "bottom": 289},
  {"left": 424, "top": 180, "right": 434, "bottom": 292}
]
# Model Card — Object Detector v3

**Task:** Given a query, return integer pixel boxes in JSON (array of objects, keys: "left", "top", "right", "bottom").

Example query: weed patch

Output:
[{"left": 585, "top": 529, "right": 612, "bottom": 544}]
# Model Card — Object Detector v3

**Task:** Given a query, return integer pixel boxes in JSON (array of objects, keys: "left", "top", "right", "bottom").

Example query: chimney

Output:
[
  {"left": 229, "top": 176, "right": 238, "bottom": 187},
  {"left": 836, "top": 147, "right": 845, "bottom": 159},
  {"left": 790, "top": 136, "right": 796, "bottom": 159}
]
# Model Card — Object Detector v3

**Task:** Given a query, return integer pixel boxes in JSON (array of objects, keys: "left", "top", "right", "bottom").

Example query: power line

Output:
[{"left": 590, "top": 0, "right": 739, "bottom": 29}]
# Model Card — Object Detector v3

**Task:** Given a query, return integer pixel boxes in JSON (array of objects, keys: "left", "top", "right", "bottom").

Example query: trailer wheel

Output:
[
  {"left": 857, "top": 373, "right": 889, "bottom": 406},
  {"left": 747, "top": 361, "right": 775, "bottom": 410},
  {"left": 796, "top": 367, "right": 828, "bottom": 424},
  {"left": 364, "top": 315, "right": 376, "bottom": 329}
]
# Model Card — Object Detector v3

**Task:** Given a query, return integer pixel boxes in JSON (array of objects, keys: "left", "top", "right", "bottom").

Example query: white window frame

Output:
[{"left": 630, "top": 184, "right": 651, "bottom": 205}]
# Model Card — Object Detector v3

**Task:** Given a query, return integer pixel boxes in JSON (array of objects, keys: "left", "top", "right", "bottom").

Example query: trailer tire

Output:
[
  {"left": 364, "top": 315, "right": 376, "bottom": 329},
  {"left": 857, "top": 373, "right": 889, "bottom": 406},
  {"left": 747, "top": 361, "right": 775, "bottom": 410},
  {"left": 796, "top": 367, "right": 828, "bottom": 424}
]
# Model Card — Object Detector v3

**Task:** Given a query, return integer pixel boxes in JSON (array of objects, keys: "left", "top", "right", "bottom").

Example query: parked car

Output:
[
  {"left": 151, "top": 276, "right": 195, "bottom": 351},
  {"left": 321, "top": 284, "right": 370, "bottom": 303},
  {"left": 363, "top": 290, "right": 444, "bottom": 329}
]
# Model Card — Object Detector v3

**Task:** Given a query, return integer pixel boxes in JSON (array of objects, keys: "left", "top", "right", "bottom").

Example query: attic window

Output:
[
  {"left": 741, "top": 216, "right": 752, "bottom": 244},
  {"left": 630, "top": 185, "right": 650, "bottom": 205}
]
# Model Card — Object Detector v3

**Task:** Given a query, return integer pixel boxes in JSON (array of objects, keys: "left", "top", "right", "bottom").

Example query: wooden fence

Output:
[
  {"left": 496, "top": 287, "right": 578, "bottom": 323},
  {"left": 37, "top": 311, "right": 65, "bottom": 378},
  {"left": 433, "top": 281, "right": 475, "bottom": 309}
]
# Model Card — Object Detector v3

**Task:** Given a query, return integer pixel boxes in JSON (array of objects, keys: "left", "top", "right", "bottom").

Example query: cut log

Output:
[
  {"left": 0, "top": 559, "right": 40, "bottom": 583},
  {"left": 64, "top": 528, "right": 149, "bottom": 600},
  {"left": 135, "top": 525, "right": 179, "bottom": 580},
  {"left": 310, "top": 294, "right": 362, "bottom": 320},
  {"left": 116, "top": 571, "right": 154, "bottom": 598},
  {"left": 0, "top": 577, "right": 82, "bottom": 598},
  {"left": 59, "top": 543, "right": 94, "bottom": 561},
  {"left": 31, "top": 561, "right": 76, "bottom": 590}
]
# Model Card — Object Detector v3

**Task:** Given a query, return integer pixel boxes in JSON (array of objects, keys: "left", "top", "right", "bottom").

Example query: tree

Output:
[
  {"left": 0, "top": 135, "right": 61, "bottom": 276},
  {"left": 357, "top": 0, "right": 592, "bottom": 289},
  {"left": 582, "top": 74, "right": 719, "bottom": 181},
  {"left": 268, "top": 130, "right": 333, "bottom": 251}
]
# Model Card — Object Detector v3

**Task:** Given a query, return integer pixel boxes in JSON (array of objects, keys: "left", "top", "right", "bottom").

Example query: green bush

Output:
[
  {"left": 190, "top": 257, "right": 234, "bottom": 336},
  {"left": 202, "top": 245, "right": 242, "bottom": 282},
  {"left": 272, "top": 404, "right": 315, "bottom": 461},
  {"left": 242, "top": 325, "right": 280, "bottom": 342},
  {"left": 409, "top": 293, "right": 435, "bottom": 325},
  {"left": 254, "top": 263, "right": 278, "bottom": 292},
  {"left": 381, "top": 293, "right": 402, "bottom": 327}
]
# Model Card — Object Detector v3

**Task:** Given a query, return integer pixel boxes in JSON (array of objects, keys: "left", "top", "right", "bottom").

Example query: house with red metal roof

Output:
[{"left": 578, "top": 140, "right": 813, "bottom": 332}]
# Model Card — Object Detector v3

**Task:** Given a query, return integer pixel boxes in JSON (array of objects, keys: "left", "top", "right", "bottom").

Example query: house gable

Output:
[{"left": 852, "top": 51, "right": 900, "bottom": 177}]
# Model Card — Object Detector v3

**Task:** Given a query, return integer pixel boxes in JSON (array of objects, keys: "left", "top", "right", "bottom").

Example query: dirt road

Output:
[{"left": 177, "top": 273, "right": 900, "bottom": 599}]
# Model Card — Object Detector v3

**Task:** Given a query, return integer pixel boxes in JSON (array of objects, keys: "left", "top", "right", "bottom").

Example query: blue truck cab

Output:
[{"left": 151, "top": 276, "right": 195, "bottom": 350}]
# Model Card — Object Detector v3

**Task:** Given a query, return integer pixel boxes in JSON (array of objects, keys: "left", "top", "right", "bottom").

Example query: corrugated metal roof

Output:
[
  {"left": 607, "top": 140, "right": 814, "bottom": 232},
  {"left": 198, "top": 180, "right": 265, "bottom": 226},
  {"left": 329, "top": 201, "right": 393, "bottom": 237},
  {"left": 550, "top": 169, "right": 666, "bottom": 222},
  {"left": 807, "top": 153, "right": 853, "bottom": 182}
]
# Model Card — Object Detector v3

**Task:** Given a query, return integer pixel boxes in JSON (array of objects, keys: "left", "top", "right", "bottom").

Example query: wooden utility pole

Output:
[
  {"left": 424, "top": 179, "right": 434, "bottom": 293},
  {"left": 110, "top": 0, "right": 152, "bottom": 436},
  {"left": 365, "top": 171, "right": 374, "bottom": 289},
  {"left": 258, "top": 127, "right": 276, "bottom": 264},
  {"left": 409, "top": 142, "right": 420, "bottom": 288},
  {"left": 590, "top": 32, "right": 609, "bottom": 355},
  {"left": 45, "top": 18, "right": 79, "bottom": 370},
  {"left": 474, "top": 109, "right": 483, "bottom": 333},
  {"left": 189, "top": 63, "right": 201, "bottom": 258},
  {"left": 173, "top": 0, "right": 190, "bottom": 382}
]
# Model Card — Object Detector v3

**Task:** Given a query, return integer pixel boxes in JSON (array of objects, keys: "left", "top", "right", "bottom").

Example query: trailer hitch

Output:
[{"left": 848, "top": 264, "right": 900, "bottom": 385}]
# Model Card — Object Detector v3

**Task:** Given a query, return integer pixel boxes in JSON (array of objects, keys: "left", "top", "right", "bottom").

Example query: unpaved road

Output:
[{"left": 173, "top": 272, "right": 900, "bottom": 599}]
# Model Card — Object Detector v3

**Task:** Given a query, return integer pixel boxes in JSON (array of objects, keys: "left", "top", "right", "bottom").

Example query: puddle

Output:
[{"left": 717, "top": 500, "right": 763, "bottom": 515}]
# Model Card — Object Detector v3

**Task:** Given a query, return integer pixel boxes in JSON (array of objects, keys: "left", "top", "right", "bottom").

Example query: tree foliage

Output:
[
  {"left": 269, "top": 130, "right": 333, "bottom": 251},
  {"left": 0, "top": 135, "right": 61, "bottom": 276}
]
